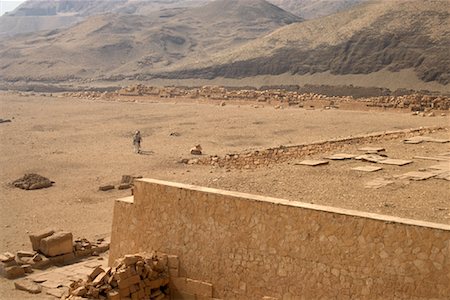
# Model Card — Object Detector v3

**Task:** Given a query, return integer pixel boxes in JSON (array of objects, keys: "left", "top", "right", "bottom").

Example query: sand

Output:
[{"left": 0, "top": 93, "right": 449, "bottom": 298}]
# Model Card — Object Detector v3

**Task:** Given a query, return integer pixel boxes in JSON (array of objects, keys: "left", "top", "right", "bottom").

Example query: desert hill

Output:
[
  {"left": 163, "top": 0, "right": 450, "bottom": 86},
  {"left": 0, "top": 0, "right": 301, "bottom": 82},
  {"left": 0, "top": 0, "right": 368, "bottom": 37},
  {"left": 0, "top": 0, "right": 209, "bottom": 36},
  {"left": 269, "top": 0, "right": 367, "bottom": 19}
]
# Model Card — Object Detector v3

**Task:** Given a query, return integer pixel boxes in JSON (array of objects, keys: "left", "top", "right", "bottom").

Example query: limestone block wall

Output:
[
  {"left": 188, "top": 126, "right": 447, "bottom": 169},
  {"left": 109, "top": 179, "right": 450, "bottom": 300}
]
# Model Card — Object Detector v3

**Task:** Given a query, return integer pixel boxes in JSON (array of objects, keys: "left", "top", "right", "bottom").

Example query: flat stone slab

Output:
[
  {"left": 434, "top": 171, "right": 450, "bottom": 181},
  {"left": 358, "top": 147, "right": 385, "bottom": 153},
  {"left": 404, "top": 136, "right": 450, "bottom": 144},
  {"left": 378, "top": 159, "right": 413, "bottom": 166},
  {"left": 326, "top": 153, "right": 357, "bottom": 160},
  {"left": 352, "top": 166, "right": 383, "bottom": 172},
  {"left": 397, "top": 171, "right": 437, "bottom": 181},
  {"left": 365, "top": 178, "right": 394, "bottom": 189},
  {"left": 295, "top": 160, "right": 329, "bottom": 166},
  {"left": 428, "top": 162, "right": 450, "bottom": 171},
  {"left": 355, "top": 154, "right": 386, "bottom": 163},
  {"left": 14, "top": 278, "right": 42, "bottom": 294},
  {"left": 413, "top": 156, "right": 450, "bottom": 161}
]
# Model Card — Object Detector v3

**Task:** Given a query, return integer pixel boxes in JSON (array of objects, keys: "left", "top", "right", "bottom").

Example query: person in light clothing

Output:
[{"left": 132, "top": 130, "right": 142, "bottom": 154}]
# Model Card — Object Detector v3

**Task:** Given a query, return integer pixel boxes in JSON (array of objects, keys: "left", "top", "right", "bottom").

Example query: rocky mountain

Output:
[
  {"left": 269, "top": 0, "right": 367, "bottom": 19},
  {"left": 0, "top": 0, "right": 301, "bottom": 82},
  {"left": 0, "top": 0, "right": 209, "bottom": 36},
  {"left": 0, "top": 0, "right": 368, "bottom": 37},
  {"left": 163, "top": 0, "right": 450, "bottom": 85}
]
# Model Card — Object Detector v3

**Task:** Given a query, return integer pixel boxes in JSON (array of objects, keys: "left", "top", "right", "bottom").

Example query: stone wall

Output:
[
  {"left": 187, "top": 126, "right": 447, "bottom": 169},
  {"left": 109, "top": 179, "right": 450, "bottom": 299}
]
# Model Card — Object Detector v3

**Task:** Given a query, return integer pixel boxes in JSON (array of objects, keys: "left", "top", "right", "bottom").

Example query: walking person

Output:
[{"left": 132, "top": 130, "right": 142, "bottom": 154}]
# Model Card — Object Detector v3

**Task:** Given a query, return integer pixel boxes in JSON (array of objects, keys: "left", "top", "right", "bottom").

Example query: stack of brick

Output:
[
  {"left": 64, "top": 253, "right": 170, "bottom": 300},
  {"left": 1, "top": 230, "right": 110, "bottom": 280}
]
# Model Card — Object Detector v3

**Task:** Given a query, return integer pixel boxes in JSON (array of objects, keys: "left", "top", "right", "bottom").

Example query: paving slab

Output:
[
  {"left": 358, "top": 147, "right": 385, "bottom": 153},
  {"left": 428, "top": 162, "right": 450, "bottom": 171},
  {"left": 434, "top": 171, "right": 450, "bottom": 181},
  {"left": 352, "top": 166, "right": 383, "bottom": 172},
  {"left": 413, "top": 156, "right": 450, "bottom": 161},
  {"left": 326, "top": 153, "right": 357, "bottom": 160},
  {"left": 378, "top": 159, "right": 413, "bottom": 166},
  {"left": 397, "top": 171, "right": 437, "bottom": 181},
  {"left": 295, "top": 160, "right": 329, "bottom": 166},
  {"left": 365, "top": 178, "right": 394, "bottom": 189},
  {"left": 355, "top": 154, "right": 386, "bottom": 163},
  {"left": 404, "top": 136, "right": 450, "bottom": 144}
]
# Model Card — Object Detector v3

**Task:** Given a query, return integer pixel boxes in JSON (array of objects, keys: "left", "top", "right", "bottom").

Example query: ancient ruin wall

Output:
[
  {"left": 109, "top": 179, "right": 450, "bottom": 299},
  {"left": 190, "top": 126, "right": 448, "bottom": 169}
]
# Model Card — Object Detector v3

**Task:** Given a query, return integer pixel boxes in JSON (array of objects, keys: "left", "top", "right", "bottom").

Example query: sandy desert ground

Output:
[{"left": 0, "top": 93, "right": 449, "bottom": 298}]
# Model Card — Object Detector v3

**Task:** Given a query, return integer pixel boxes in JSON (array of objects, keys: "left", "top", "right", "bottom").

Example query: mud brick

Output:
[
  {"left": 130, "top": 284, "right": 139, "bottom": 293},
  {"left": 89, "top": 287, "right": 100, "bottom": 298},
  {"left": 72, "top": 286, "right": 87, "bottom": 296},
  {"left": 107, "top": 290, "right": 120, "bottom": 300},
  {"left": 118, "top": 275, "right": 140, "bottom": 290},
  {"left": 138, "top": 288, "right": 145, "bottom": 298},
  {"left": 145, "top": 287, "right": 151, "bottom": 296},
  {"left": 131, "top": 291, "right": 139, "bottom": 300},
  {"left": 143, "top": 278, "right": 151, "bottom": 286},
  {"left": 93, "top": 271, "right": 108, "bottom": 285},
  {"left": 99, "top": 185, "right": 115, "bottom": 191},
  {"left": 147, "top": 278, "right": 164, "bottom": 289},
  {"left": 154, "top": 294, "right": 165, "bottom": 300},
  {"left": 119, "top": 287, "right": 130, "bottom": 297},
  {"left": 29, "top": 229, "right": 54, "bottom": 251},
  {"left": 39, "top": 232, "right": 73, "bottom": 257},
  {"left": 114, "top": 269, "right": 129, "bottom": 281},
  {"left": 123, "top": 255, "right": 139, "bottom": 266},
  {"left": 89, "top": 266, "right": 105, "bottom": 280},
  {"left": 151, "top": 290, "right": 162, "bottom": 298},
  {"left": 139, "top": 281, "right": 145, "bottom": 290}
]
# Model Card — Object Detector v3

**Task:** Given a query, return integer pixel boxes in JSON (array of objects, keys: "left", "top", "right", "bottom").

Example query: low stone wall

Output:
[
  {"left": 188, "top": 126, "right": 447, "bottom": 169},
  {"left": 109, "top": 179, "right": 450, "bottom": 299}
]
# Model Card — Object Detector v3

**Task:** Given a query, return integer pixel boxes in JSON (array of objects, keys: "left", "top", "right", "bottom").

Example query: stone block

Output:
[
  {"left": 0, "top": 252, "right": 15, "bottom": 263},
  {"left": 1, "top": 265, "right": 25, "bottom": 279},
  {"left": 14, "top": 278, "right": 42, "bottom": 294},
  {"left": 118, "top": 274, "right": 140, "bottom": 290},
  {"left": 39, "top": 232, "right": 73, "bottom": 257},
  {"left": 16, "top": 251, "right": 35, "bottom": 258},
  {"left": 48, "top": 252, "right": 76, "bottom": 265},
  {"left": 31, "top": 256, "right": 51, "bottom": 270},
  {"left": 29, "top": 229, "right": 55, "bottom": 251},
  {"left": 119, "top": 287, "right": 130, "bottom": 297},
  {"left": 89, "top": 266, "right": 105, "bottom": 280},
  {"left": 99, "top": 185, "right": 115, "bottom": 191},
  {"left": 107, "top": 290, "right": 120, "bottom": 300}
]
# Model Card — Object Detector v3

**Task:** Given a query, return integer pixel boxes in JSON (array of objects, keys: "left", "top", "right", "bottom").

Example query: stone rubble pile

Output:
[
  {"left": 0, "top": 230, "right": 109, "bottom": 280},
  {"left": 64, "top": 253, "right": 170, "bottom": 300},
  {"left": 99, "top": 175, "right": 142, "bottom": 192},
  {"left": 63, "top": 85, "right": 450, "bottom": 111},
  {"left": 12, "top": 173, "right": 53, "bottom": 190}
]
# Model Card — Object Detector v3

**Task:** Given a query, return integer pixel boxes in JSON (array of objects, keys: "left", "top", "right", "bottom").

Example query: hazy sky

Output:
[{"left": 0, "top": 0, "right": 25, "bottom": 15}]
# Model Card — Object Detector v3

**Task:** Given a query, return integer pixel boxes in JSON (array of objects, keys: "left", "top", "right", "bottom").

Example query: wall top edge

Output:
[
  {"left": 116, "top": 196, "right": 134, "bottom": 204},
  {"left": 135, "top": 178, "right": 450, "bottom": 231}
]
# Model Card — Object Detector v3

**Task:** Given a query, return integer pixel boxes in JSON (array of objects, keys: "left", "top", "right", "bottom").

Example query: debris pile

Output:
[
  {"left": 12, "top": 173, "right": 53, "bottom": 190},
  {"left": 0, "top": 230, "right": 109, "bottom": 279},
  {"left": 99, "top": 175, "right": 142, "bottom": 192},
  {"left": 64, "top": 253, "right": 169, "bottom": 300}
]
